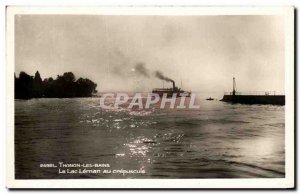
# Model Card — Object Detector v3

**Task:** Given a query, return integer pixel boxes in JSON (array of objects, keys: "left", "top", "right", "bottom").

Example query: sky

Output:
[{"left": 15, "top": 15, "right": 285, "bottom": 96}]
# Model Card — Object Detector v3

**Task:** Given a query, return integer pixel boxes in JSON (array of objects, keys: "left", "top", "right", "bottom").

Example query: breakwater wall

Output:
[{"left": 221, "top": 95, "right": 285, "bottom": 105}]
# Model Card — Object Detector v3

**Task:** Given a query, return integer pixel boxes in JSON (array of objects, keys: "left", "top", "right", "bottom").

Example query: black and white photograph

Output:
[{"left": 5, "top": 6, "right": 294, "bottom": 189}]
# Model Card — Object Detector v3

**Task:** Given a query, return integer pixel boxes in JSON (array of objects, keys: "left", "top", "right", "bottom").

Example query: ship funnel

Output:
[{"left": 172, "top": 81, "right": 175, "bottom": 89}]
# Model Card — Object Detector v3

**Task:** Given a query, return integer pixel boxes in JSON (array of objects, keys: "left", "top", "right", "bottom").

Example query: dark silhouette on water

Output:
[
  {"left": 15, "top": 71, "right": 97, "bottom": 99},
  {"left": 221, "top": 77, "right": 285, "bottom": 105},
  {"left": 152, "top": 71, "right": 191, "bottom": 97}
]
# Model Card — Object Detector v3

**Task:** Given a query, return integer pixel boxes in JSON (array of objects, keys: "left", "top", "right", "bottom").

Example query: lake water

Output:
[{"left": 15, "top": 97, "right": 285, "bottom": 179}]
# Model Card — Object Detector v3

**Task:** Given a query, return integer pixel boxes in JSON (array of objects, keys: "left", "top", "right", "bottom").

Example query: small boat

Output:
[{"left": 206, "top": 97, "right": 214, "bottom": 101}]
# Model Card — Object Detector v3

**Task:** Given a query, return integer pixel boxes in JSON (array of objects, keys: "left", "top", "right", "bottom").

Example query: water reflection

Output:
[{"left": 15, "top": 98, "right": 285, "bottom": 178}]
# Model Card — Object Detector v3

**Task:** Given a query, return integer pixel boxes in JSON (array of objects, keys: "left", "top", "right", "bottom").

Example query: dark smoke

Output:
[
  {"left": 134, "top": 63, "right": 150, "bottom": 77},
  {"left": 154, "top": 71, "right": 174, "bottom": 83},
  {"left": 133, "top": 62, "right": 175, "bottom": 85}
]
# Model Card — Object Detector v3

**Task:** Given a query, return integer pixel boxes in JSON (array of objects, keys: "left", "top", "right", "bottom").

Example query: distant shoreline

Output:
[
  {"left": 15, "top": 96, "right": 101, "bottom": 100},
  {"left": 15, "top": 71, "right": 98, "bottom": 99}
]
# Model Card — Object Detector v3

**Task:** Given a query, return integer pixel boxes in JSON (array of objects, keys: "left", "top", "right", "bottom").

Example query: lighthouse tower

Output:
[{"left": 232, "top": 77, "right": 236, "bottom": 96}]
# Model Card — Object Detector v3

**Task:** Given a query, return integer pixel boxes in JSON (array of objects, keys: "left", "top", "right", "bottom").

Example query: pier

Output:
[{"left": 221, "top": 78, "right": 285, "bottom": 105}]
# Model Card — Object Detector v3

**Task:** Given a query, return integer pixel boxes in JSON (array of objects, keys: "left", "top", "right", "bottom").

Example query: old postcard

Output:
[{"left": 6, "top": 6, "right": 294, "bottom": 188}]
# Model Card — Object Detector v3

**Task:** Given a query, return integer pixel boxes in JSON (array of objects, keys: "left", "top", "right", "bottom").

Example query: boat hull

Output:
[{"left": 152, "top": 91, "right": 191, "bottom": 98}]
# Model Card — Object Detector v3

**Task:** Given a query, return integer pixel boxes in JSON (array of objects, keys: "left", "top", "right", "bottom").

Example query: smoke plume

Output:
[
  {"left": 132, "top": 62, "right": 175, "bottom": 85},
  {"left": 134, "top": 63, "right": 150, "bottom": 77},
  {"left": 154, "top": 71, "right": 174, "bottom": 83}
]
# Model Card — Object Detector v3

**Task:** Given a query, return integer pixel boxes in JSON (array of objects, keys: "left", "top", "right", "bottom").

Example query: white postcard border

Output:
[{"left": 6, "top": 6, "right": 295, "bottom": 189}]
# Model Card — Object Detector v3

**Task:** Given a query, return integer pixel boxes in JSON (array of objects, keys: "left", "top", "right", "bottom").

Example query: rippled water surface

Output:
[{"left": 15, "top": 98, "right": 285, "bottom": 179}]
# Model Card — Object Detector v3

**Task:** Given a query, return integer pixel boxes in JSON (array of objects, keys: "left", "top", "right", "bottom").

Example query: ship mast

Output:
[{"left": 181, "top": 78, "right": 183, "bottom": 88}]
